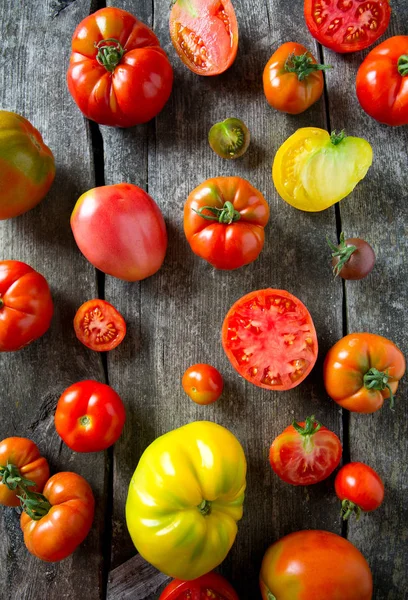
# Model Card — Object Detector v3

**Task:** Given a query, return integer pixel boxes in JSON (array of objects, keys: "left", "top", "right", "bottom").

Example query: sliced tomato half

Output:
[
  {"left": 169, "top": 0, "right": 239, "bottom": 75},
  {"left": 304, "top": 0, "right": 391, "bottom": 54},
  {"left": 74, "top": 299, "right": 126, "bottom": 352},
  {"left": 222, "top": 289, "right": 318, "bottom": 391}
]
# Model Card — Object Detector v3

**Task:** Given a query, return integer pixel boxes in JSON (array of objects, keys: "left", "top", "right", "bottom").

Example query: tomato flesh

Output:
[
  {"left": 74, "top": 299, "right": 126, "bottom": 352},
  {"left": 222, "top": 289, "right": 318, "bottom": 390},
  {"left": 160, "top": 572, "right": 239, "bottom": 600}
]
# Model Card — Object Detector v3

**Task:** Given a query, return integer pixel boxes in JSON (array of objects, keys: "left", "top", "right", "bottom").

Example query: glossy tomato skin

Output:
[
  {"left": 55, "top": 380, "right": 126, "bottom": 452},
  {"left": 21, "top": 472, "right": 95, "bottom": 562},
  {"left": 67, "top": 8, "right": 173, "bottom": 127},
  {"left": 269, "top": 417, "right": 342, "bottom": 486},
  {"left": 331, "top": 237, "right": 376, "bottom": 280},
  {"left": 260, "top": 530, "right": 373, "bottom": 600},
  {"left": 184, "top": 177, "right": 269, "bottom": 270},
  {"left": 356, "top": 36, "right": 408, "bottom": 126},
  {"left": 263, "top": 42, "right": 325, "bottom": 114},
  {"left": 304, "top": 0, "right": 391, "bottom": 54},
  {"left": 71, "top": 183, "right": 167, "bottom": 281},
  {"left": 74, "top": 299, "right": 126, "bottom": 351},
  {"left": 222, "top": 289, "right": 318, "bottom": 391},
  {"left": 0, "top": 260, "right": 54, "bottom": 352},
  {"left": 0, "top": 111, "right": 55, "bottom": 219},
  {"left": 335, "top": 462, "right": 384, "bottom": 513},
  {"left": 182, "top": 364, "right": 223, "bottom": 405},
  {"left": 0, "top": 438, "right": 50, "bottom": 507},
  {"left": 160, "top": 572, "right": 239, "bottom": 600},
  {"left": 170, "top": 0, "right": 238, "bottom": 76},
  {"left": 324, "top": 333, "right": 406, "bottom": 413}
]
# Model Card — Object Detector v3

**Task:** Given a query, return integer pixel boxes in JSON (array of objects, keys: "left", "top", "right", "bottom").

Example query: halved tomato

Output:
[
  {"left": 222, "top": 289, "right": 318, "bottom": 391},
  {"left": 74, "top": 299, "right": 126, "bottom": 352},
  {"left": 304, "top": 0, "right": 391, "bottom": 54},
  {"left": 169, "top": 0, "right": 238, "bottom": 76}
]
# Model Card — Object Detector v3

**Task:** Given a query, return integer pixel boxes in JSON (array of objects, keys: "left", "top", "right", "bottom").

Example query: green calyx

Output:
[
  {"left": 284, "top": 52, "right": 332, "bottom": 81},
  {"left": 267, "top": 592, "right": 277, "bottom": 600},
  {"left": 0, "top": 463, "right": 51, "bottom": 521},
  {"left": 341, "top": 498, "right": 361, "bottom": 521},
  {"left": 364, "top": 367, "right": 395, "bottom": 409},
  {"left": 198, "top": 499, "right": 211, "bottom": 516},
  {"left": 95, "top": 38, "right": 126, "bottom": 72},
  {"left": 79, "top": 415, "right": 91, "bottom": 427},
  {"left": 330, "top": 130, "right": 346, "bottom": 145},
  {"left": 193, "top": 201, "right": 241, "bottom": 224},
  {"left": 171, "top": 0, "right": 199, "bottom": 17},
  {"left": 397, "top": 55, "right": 408, "bottom": 77},
  {"left": 327, "top": 231, "right": 357, "bottom": 277},
  {"left": 0, "top": 296, "right": 3, "bottom": 309},
  {"left": 293, "top": 415, "right": 321, "bottom": 436}
]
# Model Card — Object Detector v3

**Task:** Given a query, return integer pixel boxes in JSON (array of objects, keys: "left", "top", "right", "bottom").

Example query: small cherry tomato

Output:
[
  {"left": 55, "top": 380, "right": 126, "bottom": 452},
  {"left": 335, "top": 462, "right": 384, "bottom": 520},
  {"left": 74, "top": 299, "right": 126, "bottom": 352},
  {"left": 160, "top": 572, "right": 239, "bottom": 600},
  {"left": 208, "top": 118, "right": 250, "bottom": 159},
  {"left": 20, "top": 471, "right": 95, "bottom": 562},
  {"left": 263, "top": 42, "right": 331, "bottom": 114},
  {"left": 327, "top": 232, "right": 375, "bottom": 280},
  {"left": 182, "top": 364, "right": 223, "bottom": 405},
  {"left": 0, "top": 438, "right": 50, "bottom": 507},
  {"left": 269, "top": 415, "right": 342, "bottom": 486}
]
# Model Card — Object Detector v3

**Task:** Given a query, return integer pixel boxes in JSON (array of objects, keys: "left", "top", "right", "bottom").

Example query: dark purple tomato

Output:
[{"left": 327, "top": 233, "right": 375, "bottom": 280}]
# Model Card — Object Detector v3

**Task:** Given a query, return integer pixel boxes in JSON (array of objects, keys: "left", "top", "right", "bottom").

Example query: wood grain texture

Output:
[
  {"left": 320, "top": 3, "right": 408, "bottom": 599},
  {"left": 107, "top": 555, "right": 170, "bottom": 600},
  {"left": 104, "top": 0, "right": 343, "bottom": 597},
  {"left": 0, "top": 1, "right": 107, "bottom": 598}
]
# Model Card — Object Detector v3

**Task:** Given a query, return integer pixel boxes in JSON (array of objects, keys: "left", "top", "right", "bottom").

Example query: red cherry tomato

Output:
[
  {"left": 304, "top": 0, "right": 391, "bottom": 54},
  {"left": 269, "top": 415, "right": 342, "bottom": 486},
  {"left": 182, "top": 364, "right": 224, "bottom": 405},
  {"left": 335, "top": 462, "right": 384, "bottom": 520},
  {"left": 67, "top": 8, "right": 173, "bottom": 127},
  {"left": 0, "top": 260, "right": 53, "bottom": 352},
  {"left": 169, "top": 0, "right": 239, "bottom": 76},
  {"left": 74, "top": 299, "right": 126, "bottom": 352},
  {"left": 356, "top": 36, "right": 408, "bottom": 127},
  {"left": 222, "top": 289, "right": 318, "bottom": 390},
  {"left": 55, "top": 380, "right": 126, "bottom": 452},
  {"left": 160, "top": 572, "right": 239, "bottom": 600}
]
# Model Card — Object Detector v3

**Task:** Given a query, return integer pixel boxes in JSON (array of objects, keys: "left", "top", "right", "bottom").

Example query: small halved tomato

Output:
[
  {"left": 170, "top": 0, "right": 238, "bottom": 75},
  {"left": 160, "top": 572, "right": 239, "bottom": 600},
  {"left": 222, "top": 289, "right": 318, "bottom": 391},
  {"left": 74, "top": 299, "right": 126, "bottom": 352}
]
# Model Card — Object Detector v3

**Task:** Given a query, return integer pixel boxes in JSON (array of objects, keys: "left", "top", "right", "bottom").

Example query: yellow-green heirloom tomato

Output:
[
  {"left": 126, "top": 421, "right": 247, "bottom": 580},
  {"left": 208, "top": 118, "right": 250, "bottom": 159}
]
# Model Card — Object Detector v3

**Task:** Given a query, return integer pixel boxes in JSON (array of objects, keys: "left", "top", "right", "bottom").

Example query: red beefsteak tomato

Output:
[
  {"left": 71, "top": 183, "right": 167, "bottom": 281},
  {"left": 0, "top": 111, "right": 55, "bottom": 219},
  {"left": 160, "top": 572, "right": 239, "bottom": 600},
  {"left": 222, "top": 289, "right": 318, "bottom": 390},
  {"left": 67, "top": 7, "right": 173, "bottom": 127},
  {"left": 170, "top": 0, "right": 238, "bottom": 76},
  {"left": 20, "top": 472, "right": 95, "bottom": 562},
  {"left": 0, "top": 260, "right": 53, "bottom": 352},
  {"left": 356, "top": 36, "right": 408, "bottom": 126},
  {"left": 184, "top": 177, "right": 269, "bottom": 270}
]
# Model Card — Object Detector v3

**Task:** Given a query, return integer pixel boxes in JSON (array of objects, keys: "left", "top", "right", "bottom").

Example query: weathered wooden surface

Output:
[
  {"left": 0, "top": 0, "right": 406, "bottom": 599},
  {"left": 107, "top": 554, "right": 170, "bottom": 600}
]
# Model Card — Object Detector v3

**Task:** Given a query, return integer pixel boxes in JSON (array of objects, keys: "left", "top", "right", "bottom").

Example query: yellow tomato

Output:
[
  {"left": 272, "top": 128, "right": 372, "bottom": 212},
  {"left": 126, "top": 421, "right": 247, "bottom": 580}
]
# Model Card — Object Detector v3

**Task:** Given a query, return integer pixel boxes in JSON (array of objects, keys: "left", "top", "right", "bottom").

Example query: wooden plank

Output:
[
  {"left": 0, "top": 1, "right": 106, "bottom": 599},
  {"left": 104, "top": 0, "right": 343, "bottom": 597},
  {"left": 107, "top": 555, "right": 170, "bottom": 600},
  {"left": 320, "top": 4, "right": 408, "bottom": 599}
]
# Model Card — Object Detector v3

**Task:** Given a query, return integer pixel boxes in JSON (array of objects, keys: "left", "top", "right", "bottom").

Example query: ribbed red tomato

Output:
[{"left": 222, "top": 289, "right": 318, "bottom": 390}]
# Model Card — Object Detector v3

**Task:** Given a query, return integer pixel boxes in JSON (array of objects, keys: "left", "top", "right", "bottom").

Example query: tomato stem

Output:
[
  {"left": 341, "top": 498, "right": 361, "bottom": 521},
  {"left": 0, "top": 463, "right": 51, "bottom": 520},
  {"left": 398, "top": 55, "right": 408, "bottom": 77},
  {"left": 193, "top": 201, "right": 241, "bottom": 224},
  {"left": 330, "top": 130, "right": 346, "bottom": 145},
  {"left": 364, "top": 368, "right": 395, "bottom": 409},
  {"left": 197, "top": 499, "right": 211, "bottom": 516},
  {"left": 293, "top": 415, "right": 321, "bottom": 436},
  {"left": 327, "top": 232, "right": 357, "bottom": 277},
  {"left": 284, "top": 52, "right": 332, "bottom": 81},
  {"left": 95, "top": 38, "right": 126, "bottom": 72},
  {"left": 0, "top": 296, "right": 3, "bottom": 309}
]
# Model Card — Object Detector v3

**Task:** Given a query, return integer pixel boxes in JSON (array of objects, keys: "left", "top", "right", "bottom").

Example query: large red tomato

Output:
[
  {"left": 184, "top": 177, "right": 270, "bottom": 270},
  {"left": 160, "top": 572, "right": 239, "bottom": 600},
  {"left": 356, "top": 36, "right": 408, "bottom": 126},
  {"left": 0, "top": 260, "right": 54, "bottom": 352},
  {"left": 222, "top": 289, "right": 318, "bottom": 390},
  {"left": 170, "top": 0, "right": 238, "bottom": 76},
  {"left": 0, "top": 437, "right": 49, "bottom": 507},
  {"left": 0, "top": 111, "right": 55, "bottom": 220},
  {"left": 20, "top": 472, "right": 95, "bottom": 562},
  {"left": 304, "top": 0, "right": 391, "bottom": 54},
  {"left": 71, "top": 183, "right": 167, "bottom": 281},
  {"left": 67, "top": 7, "right": 173, "bottom": 127},
  {"left": 260, "top": 530, "right": 373, "bottom": 600}
]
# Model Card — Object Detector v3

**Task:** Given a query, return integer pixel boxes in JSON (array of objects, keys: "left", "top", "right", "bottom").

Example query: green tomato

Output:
[{"left": 208, "top": 118, "right": 250, "bottom": 159}]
